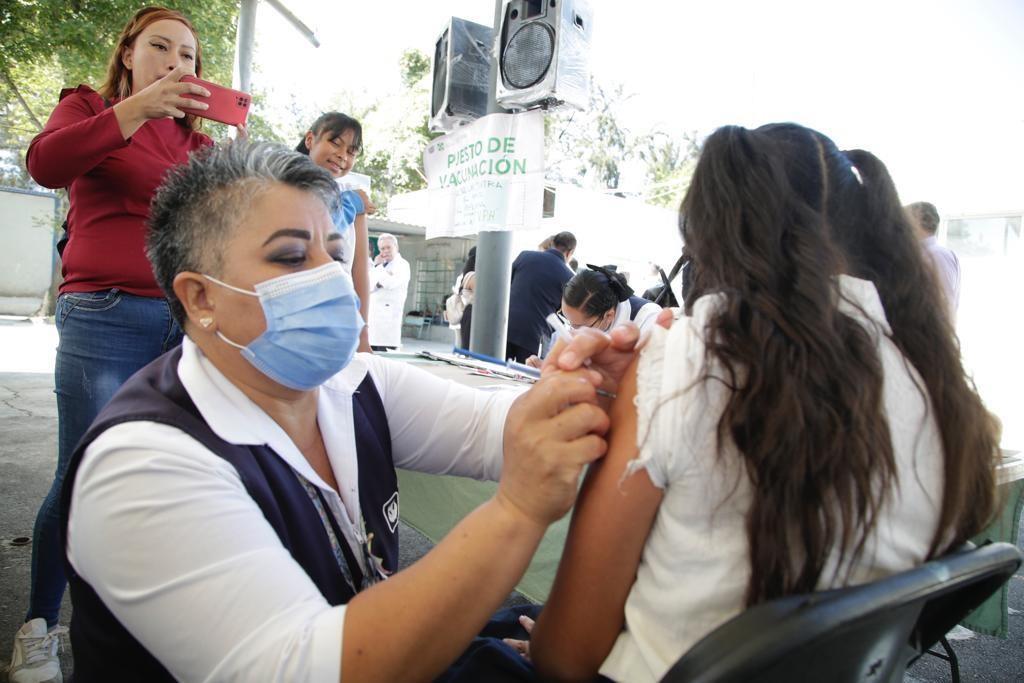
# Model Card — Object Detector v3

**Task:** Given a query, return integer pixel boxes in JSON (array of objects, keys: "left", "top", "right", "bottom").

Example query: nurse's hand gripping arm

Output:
[
  {"left": 542, "top": 308, "right": 675, "bottom": 404},
  {"left": 341, "top": 369, "right": 609, "bottom": 682}
]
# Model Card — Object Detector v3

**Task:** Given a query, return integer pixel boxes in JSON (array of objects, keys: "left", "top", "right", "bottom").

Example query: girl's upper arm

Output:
[{"left": 531, "top": 354, "right": 664, "bottom": 681}]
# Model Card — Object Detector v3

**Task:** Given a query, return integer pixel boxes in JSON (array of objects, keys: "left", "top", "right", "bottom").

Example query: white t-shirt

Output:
[
  {"left": 338, "top": 223, "right": 356, "bottom": 275},
  {"left": 599, "top": 276, "right": 945, "bottom": 682},
  {"left": 66, "top": 338, "right": 517, "bottom": 682}
]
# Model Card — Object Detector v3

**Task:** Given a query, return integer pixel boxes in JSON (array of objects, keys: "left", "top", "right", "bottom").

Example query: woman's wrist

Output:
[
  {"left": 112, "top": 98, "right": 145, "bottom": 140},
  {"left": 491, "top": 488, "right": 550, "bottom": 539}
]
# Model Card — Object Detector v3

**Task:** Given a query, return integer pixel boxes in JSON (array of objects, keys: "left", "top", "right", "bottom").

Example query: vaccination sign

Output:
[{"left": 423, "top": 110, "right": 544, "bottom": 238}]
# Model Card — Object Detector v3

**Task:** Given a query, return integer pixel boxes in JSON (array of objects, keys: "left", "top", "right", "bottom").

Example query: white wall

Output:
[
  {"left": 391, "top": 184, "right": 684, "bottom": 292},
  {"left": 514, "top": 185, "right": 683, "bottom": 291},
  {"left": 0, "top": 188, "right": 59, "bottom": 316},
  {"left": 944, "top": 212, "right": 1024, "bottom": 450}
]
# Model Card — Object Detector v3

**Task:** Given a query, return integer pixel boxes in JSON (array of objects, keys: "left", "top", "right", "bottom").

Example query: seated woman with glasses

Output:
[{"left": 526, "top": 265, "right": 663, "bottom": 368}]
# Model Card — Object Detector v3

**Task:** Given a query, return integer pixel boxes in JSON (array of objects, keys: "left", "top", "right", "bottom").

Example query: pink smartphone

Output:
[{"left": 180, "top": 75, "right": 251, "bottom": 126}]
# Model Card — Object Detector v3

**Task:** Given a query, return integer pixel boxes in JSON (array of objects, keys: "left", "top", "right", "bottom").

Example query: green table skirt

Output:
[
  {"left": 960, "top": 478, "right": 1024, "bottom": 637},
  {"left": 397, "top": 470, "right": 567, "bottom": 603},
  {"left": 398, "top": 472, "right": 1024, "bottom": 630}
]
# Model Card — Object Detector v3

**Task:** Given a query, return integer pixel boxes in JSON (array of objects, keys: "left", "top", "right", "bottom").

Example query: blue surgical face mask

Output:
[{"left": 204, "top": 261, "right": 364, "bottom": 390}]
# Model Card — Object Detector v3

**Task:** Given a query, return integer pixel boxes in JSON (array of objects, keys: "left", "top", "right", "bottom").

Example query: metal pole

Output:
[
  {"left": 265, "top": 0, "right": 321, "bottom": 47},
  {"left": 469, "top": 0, "right": 514, "bottom": 358},
  {"left": 234, "top": 1, "right": 318, "bottom": 94},
  {"left": 234, "top": 0, "right": 258, "bottom": 92}
]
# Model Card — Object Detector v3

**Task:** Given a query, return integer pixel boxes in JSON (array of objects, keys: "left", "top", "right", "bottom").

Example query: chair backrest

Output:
[{"left": 659, "top": 542, "right": 1022, "bottom": 683}]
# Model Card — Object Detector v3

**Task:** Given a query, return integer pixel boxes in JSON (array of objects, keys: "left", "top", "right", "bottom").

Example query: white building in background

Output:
[
  {"left": 0, "top": 187, "right": 59, "bottom": 316},
  {"left": 941, "top": 210, "right": 1024, "bottom": 451},
  {"left": 943, "top": 211, "right": 1023, "bottom": 261},
  {"left": 388, "top": 183, "right": 683, "bottom": 290},
  {"left": 383, "top": 183, "right": 684, "bottom": 344}
]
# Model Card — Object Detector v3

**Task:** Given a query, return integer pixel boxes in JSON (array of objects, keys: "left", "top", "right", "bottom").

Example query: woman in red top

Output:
[{"left": 10, "top": 8, "right": 234, "bottom": 681}]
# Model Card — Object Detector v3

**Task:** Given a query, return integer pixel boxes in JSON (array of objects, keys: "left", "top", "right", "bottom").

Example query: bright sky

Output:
[{"left": 253, "top": 0, "right": 1024, "bottom": 213}]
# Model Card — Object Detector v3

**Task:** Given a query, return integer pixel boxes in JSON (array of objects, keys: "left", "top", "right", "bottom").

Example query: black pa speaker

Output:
[
  {"left": 495, "top": 0, "right": 593, "bottom": 111},
  {"left": 429, "top": 17, "right": 494, "bottom": 133}
]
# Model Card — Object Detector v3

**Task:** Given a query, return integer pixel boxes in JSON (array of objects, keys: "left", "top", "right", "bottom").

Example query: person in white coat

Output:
[{"left": 368, "top": 233, "right": 410, "bottom": 350}]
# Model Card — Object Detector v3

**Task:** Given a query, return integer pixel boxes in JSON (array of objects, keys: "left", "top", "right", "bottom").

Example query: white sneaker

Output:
[{"left": 8, "top": 618, "right": 65, "bottom": 683}]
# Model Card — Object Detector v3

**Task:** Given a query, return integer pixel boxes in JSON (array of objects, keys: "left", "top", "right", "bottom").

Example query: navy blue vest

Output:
[
  {"left": 59, "top": 347, "right": 398, "bottom": 681},
  {"left": 627, "top": 295, "right": 651, "bottom": 320}
]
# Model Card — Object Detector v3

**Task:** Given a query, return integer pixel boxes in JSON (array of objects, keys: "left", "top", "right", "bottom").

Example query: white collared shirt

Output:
[
  {"left": 612, "top": 298, "right": 662, "bottom": 335},
  {"left": 66, "top": 338, "right": 517, "bottom": 682},
  {"left": 920, "top": 235, "right": 961, "bottom": 317}
]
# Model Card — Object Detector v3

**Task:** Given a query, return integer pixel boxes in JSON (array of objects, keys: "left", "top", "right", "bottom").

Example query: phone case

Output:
[{"left": 180, "top": 75, "right": 251, "bottom": 127}]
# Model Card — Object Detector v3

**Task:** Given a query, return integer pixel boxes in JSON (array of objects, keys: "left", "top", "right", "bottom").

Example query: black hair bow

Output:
[{"left": 585, "top": 263, "right": 633, "bottom": 302}]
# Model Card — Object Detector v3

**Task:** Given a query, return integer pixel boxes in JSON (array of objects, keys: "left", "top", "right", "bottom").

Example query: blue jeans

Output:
[
  {"left": 27, "top": 289, "right": 182, "bottom": 627},
  {"left": 436, "top": 605, "right": 541, "bottom": 683}
]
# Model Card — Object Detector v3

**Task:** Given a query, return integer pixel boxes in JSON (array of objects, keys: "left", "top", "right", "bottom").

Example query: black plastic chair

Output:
[{"left": 659, "top": 542, "right": 1022, "bottom": 683}]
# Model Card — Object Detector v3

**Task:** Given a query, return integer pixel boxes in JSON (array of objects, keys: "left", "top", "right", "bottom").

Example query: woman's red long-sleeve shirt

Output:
[{"left": 27, "top": 85, "right": 212, "bottom": 297}]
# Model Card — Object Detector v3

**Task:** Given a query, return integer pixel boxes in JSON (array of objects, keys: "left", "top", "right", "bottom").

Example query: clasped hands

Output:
[{"left": 498, "top": 309, "right": 673, "bottom": 531}]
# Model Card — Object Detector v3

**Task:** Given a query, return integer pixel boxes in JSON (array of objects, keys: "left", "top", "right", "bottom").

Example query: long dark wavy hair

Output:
[{"left": 680, "top": 123, "right": 998, "bottom": 606}]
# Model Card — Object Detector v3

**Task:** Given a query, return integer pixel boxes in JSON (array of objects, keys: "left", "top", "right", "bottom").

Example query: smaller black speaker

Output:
[
  {"left": 496, "top": 0, "right": 593, "bottom": 111},
  {"left": 429, "top": 17, "right": 495, "bottom": 133}
]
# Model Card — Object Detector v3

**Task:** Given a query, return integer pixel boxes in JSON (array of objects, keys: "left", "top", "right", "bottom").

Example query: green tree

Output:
[
  {"left": 353, "top": 48, "right": 441, "bottom": 216},
  {"left": 543, "top": 78, "right": 700, "bottom": 207},
  {"left": 636, "top": 130, "right": 701, "bottom": 208},
  {"left": 399, "top": 50, "right": 431, "bottom": 89},
  {"left": 544, "top": 79, "right": 636, "bottom": 191}
]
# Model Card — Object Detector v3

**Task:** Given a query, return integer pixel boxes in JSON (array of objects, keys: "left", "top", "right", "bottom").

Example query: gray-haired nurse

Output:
[{"left": 60, "top": 142, "right": 616, "bottom": 682}]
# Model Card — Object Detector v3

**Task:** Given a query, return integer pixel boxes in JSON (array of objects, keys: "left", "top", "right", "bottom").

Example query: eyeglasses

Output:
[{"left": 556, "top": 310, "right": 603, "bottom": 331}]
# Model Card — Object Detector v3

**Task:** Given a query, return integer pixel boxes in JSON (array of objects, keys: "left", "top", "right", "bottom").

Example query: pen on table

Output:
[
  {"left": 452, "top": 346, "right": 535, "bottom": 376},
  {"left": 452, "top": 346, "right": 507, "bottom": 367},
  {"left": 505, "top": 359, "right": 542, "bottom": 379},
  {"left": 452, "top": 346, "right": 616, "bottom": 399}
]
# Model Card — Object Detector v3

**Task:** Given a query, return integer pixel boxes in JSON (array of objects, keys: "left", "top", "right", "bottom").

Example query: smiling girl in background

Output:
[{"left": 297, "top": 112, "right": 376, "bottom": 352}]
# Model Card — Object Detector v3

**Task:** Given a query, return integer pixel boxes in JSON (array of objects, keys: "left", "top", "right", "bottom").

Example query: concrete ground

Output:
[{"left": 1, "top": 317, "right": 1021, "bottom": 681}]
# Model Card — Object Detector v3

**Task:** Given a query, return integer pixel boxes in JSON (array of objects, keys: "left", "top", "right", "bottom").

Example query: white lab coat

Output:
[{"left": 368, "top": 254, "right": 411, "bottom": 347}]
